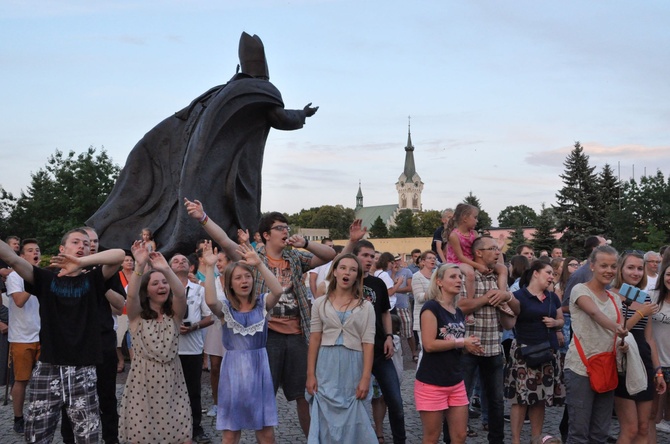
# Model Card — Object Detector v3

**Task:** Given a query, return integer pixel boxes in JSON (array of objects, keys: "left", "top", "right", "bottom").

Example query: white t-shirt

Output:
[
  {"left": 5, "top": 271, "right": 41, "bottom": 343},
  {"left": 646, "top": 275, "right": 658, "bottom": 292},
  {"left": 374, "top": 270, "right": 396, "bottom": 309},
  {"left": 178, "top": 280, "right": 212, "bottom": 355},
  {"left": 309, "top": 261, "right": 332, "bottom": 291}
]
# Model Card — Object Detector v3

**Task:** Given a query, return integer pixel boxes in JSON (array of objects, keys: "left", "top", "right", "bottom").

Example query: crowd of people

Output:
[{"left": 1, "top": 202, "right": 670, "bottom": 444}]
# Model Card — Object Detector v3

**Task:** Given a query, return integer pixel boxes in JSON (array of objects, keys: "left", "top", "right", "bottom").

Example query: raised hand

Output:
[
  {"left": 148, "top": 251, "right": 169, "bottom": 272},
  {"left": 349, "top": 219, "right": 367, "bottom": 243},
  {"left": 131, "top": 240, "right": 149, "bottom": 267},
  {"left": 50, "top": 253, "right": 83, "bottom": 277},
  {"left": 237, "top": 243, "right": 262, "bottom": 268},
  {"left": 237, "top": 229, "right": 250, "bottom": 246},
  {"left": 183, "top": 198, "right": 205, "bottom": 220},
  {"left": 287, "top": 235, "right": 307, "bottom": 248},
  {"left": 202, "top": 240, "right": 218, "bottom": 267}
]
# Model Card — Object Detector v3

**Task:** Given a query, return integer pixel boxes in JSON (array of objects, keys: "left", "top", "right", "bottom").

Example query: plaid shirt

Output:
[
  {"left": 461, "top": 270, "right": 503, "bottom": 357},
  {"left": 254, "top": 245, "right": 313, "bottom": 343}
]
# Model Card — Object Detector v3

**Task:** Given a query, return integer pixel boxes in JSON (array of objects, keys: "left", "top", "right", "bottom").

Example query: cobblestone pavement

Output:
[{"left": 0, "top": 348, "right": 631, "bottom": 443}]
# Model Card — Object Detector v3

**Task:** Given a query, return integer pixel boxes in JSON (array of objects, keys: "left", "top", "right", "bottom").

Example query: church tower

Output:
[
  {"left": 355, "top": 180, "right": 364, "bottom": 211},
  {"left": 395, "top": 119, "right": 424, "bottom": 211}
]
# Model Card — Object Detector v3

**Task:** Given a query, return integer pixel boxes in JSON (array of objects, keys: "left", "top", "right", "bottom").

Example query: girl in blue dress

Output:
[
  {"left": 306, "top": 253, "right": 377, "bottom": 443},
  {"left": 201, "top": 241, "right": 284, "bottom": 444}
]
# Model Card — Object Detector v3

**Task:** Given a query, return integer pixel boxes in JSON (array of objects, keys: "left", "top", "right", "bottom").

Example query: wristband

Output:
[
  {"left": 134, "top": 270, "right": 143, "bottom": 276},
  {"left": 200, "top": 214, "right": 209, "bottom": 226},
  {"left": 636, "top": 310, "right": 645, "bottom": 319},
  {"left": 304, "top": 238, "right": 310, "bottom": 249},
  {"left": 454, "top": 338, "right": 465, "bottom": 349},
  {"left": 655, "top": 366, "right": 662, "bottom": 372},
  {"left": 385, "top": 333, "right": 393, "bottom": 339}
]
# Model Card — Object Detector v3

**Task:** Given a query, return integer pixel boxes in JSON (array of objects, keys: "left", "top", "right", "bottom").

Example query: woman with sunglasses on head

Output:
[
  {"left": 612, "top": 251, "right": 665, "bottom": 444},
  {"left": 504, "top": 260, "right": 565, "bottom": 444},
  {"left": 564, "top": 245, "right": 629, "bottom": 444},
  {"left": 648, "top": 260, "right": 670, "bottom": 443}
]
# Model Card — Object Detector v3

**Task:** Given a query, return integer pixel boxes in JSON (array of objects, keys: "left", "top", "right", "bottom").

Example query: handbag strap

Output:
[{"left": 573, "top": 291, "right": 621, "bottom": 368}]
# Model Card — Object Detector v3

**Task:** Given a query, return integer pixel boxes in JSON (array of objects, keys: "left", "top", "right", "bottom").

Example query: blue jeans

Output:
[
  {"left": 372, "top": 355, "right": 406, "bottom": 444},
  {"left": 462, "top": 353, "right": 505, "bottom": 444}
]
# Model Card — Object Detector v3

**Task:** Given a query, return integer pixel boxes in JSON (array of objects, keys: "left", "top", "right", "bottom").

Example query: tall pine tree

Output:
[
  {"left": 531, "top": 204, "right": 557, "bottom": 253},
  {"left": 507, "top": 226, "right": 528, "bottom": 257},
  {"left": 554, "top": 142, "right": 605, "bottom": 258},
  {"left": 369, "top": 216, "right": 389, "bottom": 238}
]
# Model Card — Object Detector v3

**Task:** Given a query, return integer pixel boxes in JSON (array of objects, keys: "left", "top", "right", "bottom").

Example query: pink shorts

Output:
[{"left": 414, "top": 379, "right": 469, "bottom": 411}]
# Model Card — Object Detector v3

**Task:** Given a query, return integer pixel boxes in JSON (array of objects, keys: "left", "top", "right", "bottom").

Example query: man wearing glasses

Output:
[
  {"left": 452, "top": 236, "right": 519, "bottom": 444},
  {"left": 644, "top": 251, "right": 662, "bottom": 291},
  {"left": 183, "top": 200, "right": 336, "bottom": 437}
]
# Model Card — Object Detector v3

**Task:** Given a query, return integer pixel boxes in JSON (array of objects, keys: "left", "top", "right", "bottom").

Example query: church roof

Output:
[
  {"left": 399, "top": 123, "right": 420, "bottom": 184},
  {"left": 355, "top": 204, "right": 399, "bottom": 230}
]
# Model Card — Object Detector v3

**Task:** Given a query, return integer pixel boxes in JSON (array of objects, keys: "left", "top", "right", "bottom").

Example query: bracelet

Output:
[
  {"left": 655, "top": 366, "right": 662, "bottom": 372},
  {"left": 304, "top": 238, "right": 310, "bottom": 249},
  {"left": 134, "top": 270, "right": 143, "bottom": 276},
  {"left": 636, "top": 310, "right": 645, "bottom": 319},
  {"left": 200, "top": 214, "right": 209, "bottom": 226},
  {"left": 195, "top": 323, "right": 200, "bottom": 330},
  {"left": 656, "top": 373, "right": 664, "bottom": 378},
  {"left": 507, "top": 293, "right": 513, "bottom": 302},
  {"left": 385, "top": 333, "right": 393, "bottom": 339},
  {"left": 198, "top": 212, "right": 207, "bottom": 223},
  {"left": 454, "top": 338, "right": 465, "bottom": 349}
]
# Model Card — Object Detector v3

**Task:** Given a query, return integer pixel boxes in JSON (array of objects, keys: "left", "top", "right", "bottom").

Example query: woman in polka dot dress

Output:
[{"left": 119, "top": 241, "right": 192, "bottom": 444}]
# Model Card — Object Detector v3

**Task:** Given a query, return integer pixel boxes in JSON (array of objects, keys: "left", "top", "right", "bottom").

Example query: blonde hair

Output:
[{"left": 425, "top": 263, "right": 461, "bottom": 302}]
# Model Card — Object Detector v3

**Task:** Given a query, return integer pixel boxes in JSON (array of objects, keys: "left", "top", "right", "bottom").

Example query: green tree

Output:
[
  {"left": 389, "top": 209, "right": 418, "bottom": 238},
  {"left": 6, "top": 147, "right": 120, "bottom": 253},
  {"left": 554, "top": 142, "right": 605, "bottom": 258},
  {"left": 414, "top": 210, "right": 442, "bottom": 237},
  {"left": 308, "top": 205, "right": 355, "bottom": 239},
  {"left": 369, "top": 216, "right": 389, "bottom": 238},
  {"left": 531, "top": 204, "right": 556, "bottom": 253},
  {"left": 507, "top": 226, "right": 528, "bottom": 256},
  {"left": 463, "top": 192, "right": 492, "bottom": 231},
  {"left": 497, "top": 205, "right": 538, "bottom": 228},
  {"left": 0, "top": 186, "right": 16, "bottom": 238}
]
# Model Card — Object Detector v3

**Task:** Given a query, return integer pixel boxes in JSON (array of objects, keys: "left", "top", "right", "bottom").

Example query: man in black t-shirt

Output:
[
  {"left": 354, "top": 240, "right": 406, "bottom": 444},
  {"left": 0, "top": 229, "right": 124, "bottom": 444}
]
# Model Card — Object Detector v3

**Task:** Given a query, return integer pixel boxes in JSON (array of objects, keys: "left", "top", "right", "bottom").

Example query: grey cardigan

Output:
[{"left": 310, "top": 296, "right": 376, "bottom": 351}]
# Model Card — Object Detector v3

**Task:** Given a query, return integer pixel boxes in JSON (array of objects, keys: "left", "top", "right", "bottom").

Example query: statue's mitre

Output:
[{"left": 238, "top": 32, "right": 269, "bottom": 80}]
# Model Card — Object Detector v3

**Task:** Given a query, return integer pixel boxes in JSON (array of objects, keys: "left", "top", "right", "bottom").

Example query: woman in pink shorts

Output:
[{"left": 415, "top": 263, "right": 483, "bottom": 444}]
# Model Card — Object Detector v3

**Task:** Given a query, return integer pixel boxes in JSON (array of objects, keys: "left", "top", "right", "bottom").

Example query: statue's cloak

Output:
[{"left": 87, "top": 74, "right": 305, "bottom": 256}]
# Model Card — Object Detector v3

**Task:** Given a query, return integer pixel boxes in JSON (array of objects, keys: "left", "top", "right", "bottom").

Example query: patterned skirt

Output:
[{"left": 503, "top": 339, "right": 565, "bottom": 406}]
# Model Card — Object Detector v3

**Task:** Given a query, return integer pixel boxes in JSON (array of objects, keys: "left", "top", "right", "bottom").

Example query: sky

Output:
[{"left": 2, "top": 1, "right": 669, "bottom": 225}]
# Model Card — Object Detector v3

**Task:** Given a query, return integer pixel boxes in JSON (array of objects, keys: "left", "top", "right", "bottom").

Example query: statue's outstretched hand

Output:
[{"left": 303, "top": 103, "right": 319, "bottom": 117}]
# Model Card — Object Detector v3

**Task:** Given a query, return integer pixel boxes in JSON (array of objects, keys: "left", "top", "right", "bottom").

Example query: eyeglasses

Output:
[
  {"left": 478, "top": 246, "right": 500, "bottom": 252},
  {"left": 647, "top": 260, "right": 661, "bottom": 264},
  {"left": 270, "top": 225, "right": 291, "bottom": 232},
  {"left": 568, "top": 262, "right": 580, "bottom": 267}
]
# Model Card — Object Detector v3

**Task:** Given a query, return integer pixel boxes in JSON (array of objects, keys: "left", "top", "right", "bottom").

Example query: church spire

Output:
[
  {"left": 355, "top": 180, "right": 363, "bottom": 211},
  {"left": 402, "top": 116, "right": 416, "bottom": 181}
]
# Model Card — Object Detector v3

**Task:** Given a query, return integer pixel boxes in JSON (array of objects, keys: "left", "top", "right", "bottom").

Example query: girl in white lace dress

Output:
[{"left": 201, "top": 241, "right": 283, "bottom": 444}]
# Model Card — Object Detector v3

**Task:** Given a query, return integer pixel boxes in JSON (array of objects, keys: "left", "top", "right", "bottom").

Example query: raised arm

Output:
[
  {"left": 50, "top": 249, "right": 124, "bottom": 279},
  {"left": 575, "top": 294, "right": 627, "bottom": 338},
  {"left": 0, "top": 240, "right": 34, "bottom": 284},
  {"left": 341, "top": 219, "right": 367, "bottom": 255},
  {"left": 184, "top": 198, "right": 241, "bottom": 261},
  {"left": 126, "top": 241, "right": 149, "bottom": 322},
  {"left": 236, "top": 244, "right": 283, "bottom": 310},
  {"left": 149, "top": 251, "right": 186, "bottom": 320},
  {"left": 287, "top": 235, "right": 336, "bottom": 269},
  {"left": 201, "top": 241, "right": 223, "bottom": 318}
]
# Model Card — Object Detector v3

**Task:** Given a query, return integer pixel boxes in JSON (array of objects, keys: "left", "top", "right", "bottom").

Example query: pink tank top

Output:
[{"left": 446, "top": 229, "right": 477, "bottom": 264}]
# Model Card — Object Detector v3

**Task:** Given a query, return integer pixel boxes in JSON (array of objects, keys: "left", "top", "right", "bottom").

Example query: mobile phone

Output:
[
  {"left": 620, "top": 283, "right": 647, "bottom": 304},
  {"left": 183, "top": 321, "right": 192, "bottom": 327}
]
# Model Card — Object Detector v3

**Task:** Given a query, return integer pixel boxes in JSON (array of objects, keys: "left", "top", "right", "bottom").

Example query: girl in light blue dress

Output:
[
  {"left": 306, "top": 253, "right": 377, "bottom": 443},
  {"left": 201, "top": 241, "right": 283, "bottom": 444}
]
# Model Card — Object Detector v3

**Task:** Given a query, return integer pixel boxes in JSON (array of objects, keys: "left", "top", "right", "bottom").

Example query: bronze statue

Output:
[{"left": 87, "top": 32, "right": 318, "bottom": 256}]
